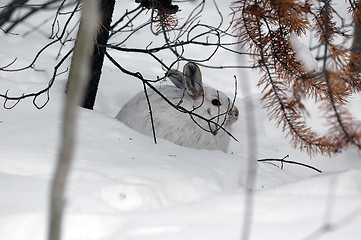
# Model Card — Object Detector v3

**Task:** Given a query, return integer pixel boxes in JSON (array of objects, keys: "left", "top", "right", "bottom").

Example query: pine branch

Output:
[{"left": 232, "top": 0, "right": 361, "bottom": 155}]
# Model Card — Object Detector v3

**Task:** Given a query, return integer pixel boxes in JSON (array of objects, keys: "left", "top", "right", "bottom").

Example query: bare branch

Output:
[{"left": 258, "top": 155, "right": 322, "bottom": 173}]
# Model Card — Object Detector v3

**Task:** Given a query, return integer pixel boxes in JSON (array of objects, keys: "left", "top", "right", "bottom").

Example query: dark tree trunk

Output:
[
  {"left": 351, "top": 19, "right": 361, "bottom": 72},
  {"left": 81, "top": 0, "right": 116, "bottom": 109}
]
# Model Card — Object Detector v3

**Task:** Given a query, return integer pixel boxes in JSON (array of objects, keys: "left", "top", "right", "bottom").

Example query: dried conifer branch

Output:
[
  {"left": 233, "top": 0, "right": 334, "bottom": 155},
  {"left": 232, "top": 0, "right": 361, "bottom": 156},
  {"left": 321, "top": 1, "right": 352, "bottom": 150},
  {"left": 318, "top": 1, "right": 361, "bottom": 151},
  {"left": 3, "top": 0, "right": 360, "bottom": 155}
]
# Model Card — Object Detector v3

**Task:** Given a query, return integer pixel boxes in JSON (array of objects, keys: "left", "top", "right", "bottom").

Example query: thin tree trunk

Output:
[
  {"left": 350, "top": 1, "right": 361, "bottom": 73},
  {"left": 81, "top": 0, "right": 116, "bottom": 109},
  {"left": 238, "top": 54, "right": 258, "bottom": 240},
  {"left": 48, "top": 1, "right": 99, "bottom": 240}
]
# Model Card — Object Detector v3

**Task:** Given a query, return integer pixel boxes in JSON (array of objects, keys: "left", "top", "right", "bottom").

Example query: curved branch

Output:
[{"left": 258, "top": 155, "right": 322, "bottom": 173}]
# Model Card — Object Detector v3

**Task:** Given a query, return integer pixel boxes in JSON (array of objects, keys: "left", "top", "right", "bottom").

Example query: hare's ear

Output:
[
  {"left": 183, "top": 62, "right": 203, "bottom": 99},
  {"left": 167, "top": 69, "right": 185, "bottom": 89}
]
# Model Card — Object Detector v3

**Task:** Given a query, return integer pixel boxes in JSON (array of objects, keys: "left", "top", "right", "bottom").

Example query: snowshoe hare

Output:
[{"left": 116, "top": 62, "right": 238, "bottom": 152}]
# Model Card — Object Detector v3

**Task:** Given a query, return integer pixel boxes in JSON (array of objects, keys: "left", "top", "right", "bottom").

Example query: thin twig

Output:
[{"left": 257, "top": 155, "right": 322, "bottom": 173}]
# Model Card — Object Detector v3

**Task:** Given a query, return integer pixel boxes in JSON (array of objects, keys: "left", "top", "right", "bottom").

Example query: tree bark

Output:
[
  {"left": 350, "top": 18, "right": 361, "bottom": 72},
  {"left": 48, "top": 1, "right": 99, "bottom": 240},
  {"left": 350, "top": 0, "right": 361, "bottom": 73},
  {"left": 81, "top": 0, "right": 116, "bottom": 109}
]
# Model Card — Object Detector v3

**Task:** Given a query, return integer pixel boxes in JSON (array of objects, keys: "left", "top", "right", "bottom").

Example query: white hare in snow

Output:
[{"left": 116, "top": 62, "right": 238, "bottom": 152}]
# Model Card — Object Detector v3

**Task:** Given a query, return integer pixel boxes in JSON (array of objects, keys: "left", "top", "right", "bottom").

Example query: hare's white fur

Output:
[{"left": 116, "top": 62, "right": 238, "bottom": 152}]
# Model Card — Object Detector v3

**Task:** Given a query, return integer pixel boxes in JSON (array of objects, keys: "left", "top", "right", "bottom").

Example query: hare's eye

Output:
[{"left": 212, "top": 99, "right": 221, "bottom": 106}]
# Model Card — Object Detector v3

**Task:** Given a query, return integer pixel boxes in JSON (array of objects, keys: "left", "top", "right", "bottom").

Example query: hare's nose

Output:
[
  {"left": 228, "top": 106, "right": 239, "bottom": 124},
  {"left": 230, "top": 107, "right": 239, "bottom": 118}
]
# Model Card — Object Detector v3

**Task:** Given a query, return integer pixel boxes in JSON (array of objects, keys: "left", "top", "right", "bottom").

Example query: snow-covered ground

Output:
[{"left": 1, "top": 1, "right": 361, "bottom": 240}]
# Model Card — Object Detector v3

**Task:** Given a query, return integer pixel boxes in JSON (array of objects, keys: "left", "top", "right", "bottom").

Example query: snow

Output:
[
  {"left": 1, "top": 1, "right": 361, "bottom": 240},
  {"left": 289, "top": 33, "right": 319, "bottom": 72}
]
